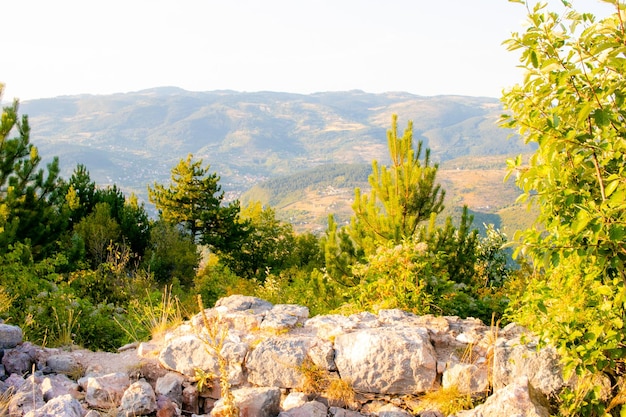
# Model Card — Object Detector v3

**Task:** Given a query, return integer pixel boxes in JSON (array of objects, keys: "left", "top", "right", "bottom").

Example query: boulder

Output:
[
  {"left": 41, "top": 373, "right": 80, "bottom": 401},
  {"left": 278, "top": 400, "right": 327, "bottom": 417},
  {"left": 2, "top": 343, "right": 37, "bottom": 375},
  {"left": 45, "top": 354, "right": 80, "bottom": 375},
  {"left": 211, "top": 387, "right": 280, "bottom": 417},
  {"left": 9, "top": 376, "right": 45, "bottom": 417},
  {"left": 442, "top": 363, "right": 489, "bottom": 394},
  {"left": 334, "top": 327, "right": 437, "bottom": 394},
  {"left": 246, "top": 335, "right": 320, "bottom": 388},
  {"left": 329, "top": 407, "right": 367, "bottom": 417},
  {"left": 23, "top": 394, "right": 83, "bottom": 417},
  {"left": 85, "top": 372, "right": 130, "bottom": 409},
  {"left": 0, "top": 324, "right": 23, "bottom": 349},
  {"left": 118, "top": 379, "right": 157, "bottom": 417},
  {"left": 156, "top": 372, "right": 185, "bottom": 405},
  {"left": 281, "top": 391, "right": 309, "bottom": 410},
  {"left": 158, "top": 334, "right": 247, "bottom": 384},
  {"left": 492, "top": 339, "right": 563, "bottom": 397},
  {"left": 261, "top": 304, "right": 309, "bottom": 331},
  {"left": 455, "top": 377, "right": 550, "bottom": 417}
]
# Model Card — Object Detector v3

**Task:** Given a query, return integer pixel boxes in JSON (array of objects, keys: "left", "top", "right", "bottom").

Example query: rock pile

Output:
[{"left": 0, "top": 295, "right": 563, "bottom": 417}]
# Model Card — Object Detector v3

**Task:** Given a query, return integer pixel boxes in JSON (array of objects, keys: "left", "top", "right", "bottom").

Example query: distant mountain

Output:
[{"left": 19, "top": 88, "right": 534, "bottom": 232}]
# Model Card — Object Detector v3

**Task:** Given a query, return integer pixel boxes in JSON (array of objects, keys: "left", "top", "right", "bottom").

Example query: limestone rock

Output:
[
  {"left": 493, "top": 339, "right": 563, "bottom": 397},
  {"left": 45, "top": 354, "right": 80, "bottom": 375},
  {"left": 455, "top": 377, "right": 550, "bottom": 417},
  {"left": 85, "top": 372, "right": 130, "bottom": 409},
  {"left": 156, "top": 372, "right": 185, "bottom": 405},
  {"left": 2, "top": 342, "right": 37, "bottom": 375},
  {"left": 329, "top": 407, "right": 367, "bottom": 417},
  {"left": 211, "top": 387, "right": 280, "bottom": 417},
  {"left": 0, "top": 324, "right": 23, "bottom": 349},
  {"left": 23, "top": 394, "right": 83, "bottom": 417},
  {"left": 334, "top": 327, "right": 437, "bottom": 394},
  {"left": 214, "top": 294, "right": 273, "bottom": 314},
  {"left": 118, "top": 379, "right": 157, "bottom": 417},
  {"left": 41, "top": 373, "right": 80, "bottom": 401},
  {"left": 377, "top": 403, "right": 413, "bottom": 417},
  {"left": 261, "top": 304, "right": 309, "bottom": 331},
  {"left": 442, "top": 363, "right": 489, "bottom": 394},
  {"left": 9, "top": 376, "right": 45, "bottom": 417},
  {"left": 279, "top": 400, "right": 327, "bottom": 417},
  {"left": 246, "top": 335, "right": 317, "bottom": 388},
  {"left": 281, "top": 391, "right": 309, "bottom": 410}
]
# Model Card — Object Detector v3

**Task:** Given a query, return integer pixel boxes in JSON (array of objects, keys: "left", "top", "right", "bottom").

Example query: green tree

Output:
[
  {"left": 148, "top": 154, "right": 248, "bottom": 252},
  {"left": 73, "top": 202, "right": 121, "bottom": 266},
  {"left": 0, "top": 85, "right": 67, "bottom": 257},
  {"left": 502, "top": 1, "right": 626, "bottom": 415},
  {"left": 144, "top": 220, "right": 199, "bottom": 287},
  {"left": 350, "top": 114, "right": 445, "bottom": 254},
  {"left": 220, "top": 201, "right": 296, "bottom": 279}
]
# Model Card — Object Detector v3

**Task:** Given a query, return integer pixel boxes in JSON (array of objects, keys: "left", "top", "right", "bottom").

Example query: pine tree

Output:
[
  {"left": 349, "top": 114, "right": 445, "bottom": 255},
  {"left": 0, "top": 85, "right": 67, "bottom": 257},
  {"left": 148, "top": 154, "right": 248, "bottom": 252}
]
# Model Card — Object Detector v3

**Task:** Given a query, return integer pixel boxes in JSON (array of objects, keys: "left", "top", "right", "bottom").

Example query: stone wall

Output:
[{"left": 0, "top": 295, "right": 563, "bottom": 417}]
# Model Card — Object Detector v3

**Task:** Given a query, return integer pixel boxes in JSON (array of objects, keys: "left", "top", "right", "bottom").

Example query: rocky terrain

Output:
[{"left": 0, "top": 295, "right": 561, "bottom": 417}]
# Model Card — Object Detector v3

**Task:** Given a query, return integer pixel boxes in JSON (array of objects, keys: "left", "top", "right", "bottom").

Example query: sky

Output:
[{"left": 1, "top": 0, "right": 617, "bottom": 101}]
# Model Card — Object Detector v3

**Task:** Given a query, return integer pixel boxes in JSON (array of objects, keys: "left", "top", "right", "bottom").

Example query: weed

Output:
[
  {"left": 196, "top": 295, "right": 239, "bottom": 417},
  {"left": 52, "top": 306, "right": 80, "bottom": 348},
  {"left": 412, "top": 385, "right": 475, "bottom": 416},
  {"left": 194, "top": 368, "right": 216, "bottom": 394},
  {"left": 114, "top": 285, "right": 184, "bottom": 342},
  {"left": 298, "top": 358, "right": 328, "bottom": 394},
  {"left": 0, "top": 386, "right": 13, "bottom": 416},
  {"left": 0, "top": 285, "right": 13, "bottom": 315},
  {"left": 325, "top": 376, "right": 357, "bottom": 409}
]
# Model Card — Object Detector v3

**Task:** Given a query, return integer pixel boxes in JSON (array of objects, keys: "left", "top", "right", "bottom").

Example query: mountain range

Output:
[{"left": 18, "top": 88, "right": 534, "bottom": 233}]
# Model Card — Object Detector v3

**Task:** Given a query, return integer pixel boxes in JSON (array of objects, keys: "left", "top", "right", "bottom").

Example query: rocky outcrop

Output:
[{"left": 0, "top": 295, "right": 564, "bottom": 416}]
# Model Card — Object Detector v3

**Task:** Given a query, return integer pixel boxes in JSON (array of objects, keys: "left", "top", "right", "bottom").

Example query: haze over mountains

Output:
[{"left": 20, "top": 88, "right": 533, "bottom": 232}]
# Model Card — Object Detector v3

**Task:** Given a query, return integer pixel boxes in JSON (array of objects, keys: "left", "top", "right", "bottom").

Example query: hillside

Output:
[{"left": 19, "top": 88, "right": 534, "bottom": 231}]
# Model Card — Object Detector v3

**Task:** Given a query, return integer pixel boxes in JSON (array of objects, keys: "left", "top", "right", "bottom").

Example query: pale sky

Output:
[{"left": 1, "top": 0, "right": 616, "bottom": 101}]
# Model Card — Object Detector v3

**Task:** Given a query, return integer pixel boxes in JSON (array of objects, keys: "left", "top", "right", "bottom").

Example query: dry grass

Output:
[
  {"left": 412, "top": 385, "right": 475, "bottom": 416},
  {"left": 298, "top": 358, "right": 328, "bottom": 395},
  {"left": 325, "top": 377, "right": 357, "bottom": 409},
  {"left": 0, "top": 386, "right": 13, "bottom": 416}
]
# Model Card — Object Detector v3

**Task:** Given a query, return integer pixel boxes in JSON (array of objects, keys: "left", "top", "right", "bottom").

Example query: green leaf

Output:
[
  {"left": 604, "top": 179, "right": 620, "bottom": 198},
  {"left": 530, "top": 50, "right": 539, "bottom": 68},
  {"left": 591, "top": 108, "right": 611, "bottom": 127}
]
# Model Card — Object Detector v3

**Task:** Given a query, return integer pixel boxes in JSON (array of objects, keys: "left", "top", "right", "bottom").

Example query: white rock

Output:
[
  {"left": 279, "top": 400, "right": 327, "bottom": 417},
  {"left": 85, "top": 372, "right": 130, "bottom": 409},
  {"left": 118, "top": 379, "right": 157, "bottom": 416},
  {"left": 442, "top": 363, "right": 489, "bottom": 394},
  {"left": 334, "top": 327, "right": 437, "bottom": 394},
  {"left": 23, "top": 394, "right": 83, "bottom": 417},
  {"left": 456, "top": 376, "right": 550, "bottom": 417},
  {"left": 281, "top": 391, "right": 309, "bottom": 410},
  {"left": 211, "top": 386, "right": 280, "bottom": 417}
]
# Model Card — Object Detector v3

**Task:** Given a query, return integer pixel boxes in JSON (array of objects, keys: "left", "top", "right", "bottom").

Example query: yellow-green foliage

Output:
[
  {"left": 0, "top": 285, "right": 13, "bottom": 314},
  {"left": 412, "top": 386, "right": 475, "bottom": 416}
]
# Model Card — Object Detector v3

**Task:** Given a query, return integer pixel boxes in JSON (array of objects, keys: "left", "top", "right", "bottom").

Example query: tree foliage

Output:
[
  {"left": 148, "top": 154, "right": 248, "bottom": 252},
  {"left": 502, "top": 1, "right": 626, "bottom": 415},
  {"left": 0, "top": 85, "right": 67, "bottom": 257}
]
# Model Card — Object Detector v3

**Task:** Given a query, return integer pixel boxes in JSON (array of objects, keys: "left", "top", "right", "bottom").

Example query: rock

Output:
[
  {"left": 329, "top": 407, "right": 366, "bottom": 417},
  {"left": 492, "top": 340, "right": 563, "bottom": 397},
  {"left": 442, "top": 363, "right": 489, "bottom": 394},
  {"left": 158, "top": 334, "right": 247, "bottom": 384},
  {"left": 0, "top": 324, "right": 23, "bottom": 349},
  {"left": 157, "top": 394, "right": 180, "bottom": 417},
  {"left": 183, "top": 384, "right": 200, "bottom": 415},
  {"left": 211, "top": 387, "right": 280, "bottom": 417},
  {"left": 279, "top": 400, "right": 327, "bottom": 417},
  {"left": 282, "top": 391, "right": 309, "bottom": 410},
  {"left": 2, "top": 343, "right": 37, "bottom": 375},
  {"left": 158, "top": 335, "right": 216, "bottom": 378},
  {"left": 214, "top": 295, "right": 273, "bottom": 314},
  {"left": 246, "top": 335, "right": 317, "bottom": 388},
  {"left": 456, "top": 377, "right": 550, "bottom": 417},
  {"left": 304, "top": 315, "right": 357, "bottom": 340},
  {"left": 377, "top": 403, "right": 413, "bottom": 417},
  {"left": 84, "top": 411, "right": 102, "bottom": 417},
  {"left": 41, "top": 373, "right": 80, "bottom": 401},
  {"left": 156, "top": 372, "right": 185, "bottom": 405},
  {"left": 45, "top": 354, "right": 80, "bottom": 375},
  {"left": 334, "top": 327, "right": 437, "bottom": 394},
  {"left": 261, "top": 304, "right": 309, "bottom": 331},
  {"left": 118, "top": 379, "right": 157, "bottom": 417},
  {"left": 9, "top": 376, "right": 45, "bottom": 417},
  {"left": 85, "top": 372, "right": 130, "bottom": 409},
  {"left": 23, "top": 394, "right": 83, "bottom": 417}
]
